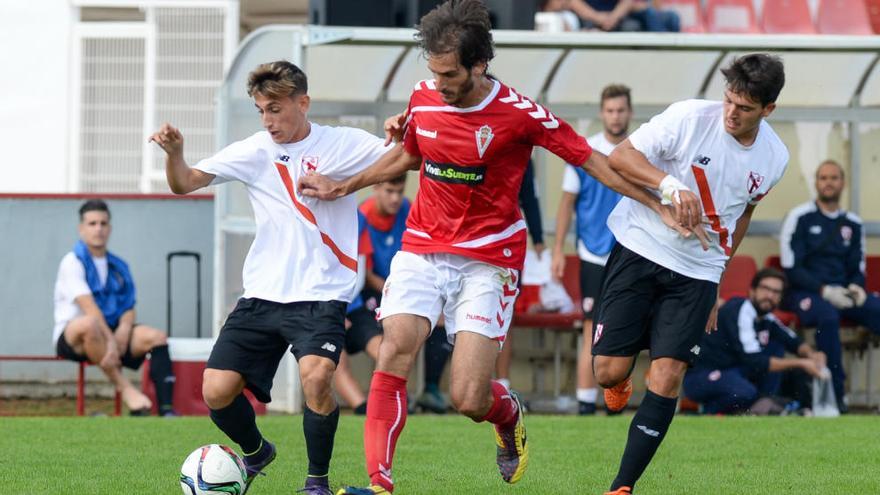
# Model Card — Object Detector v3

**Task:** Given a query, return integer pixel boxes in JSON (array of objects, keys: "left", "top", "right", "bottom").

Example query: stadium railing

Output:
[{"left": 0, "top": 356, "right": 121, "bottom": 416}]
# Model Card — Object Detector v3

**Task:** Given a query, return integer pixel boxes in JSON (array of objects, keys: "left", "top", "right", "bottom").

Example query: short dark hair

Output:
[
  {"left": 600, "top": 84, "right": 632, "bottom": 109},
  {"left": 721, "top": 53, "right": 785, "bottom": 107},
  {"left": 817, "top": 159, "right": 845, "bottom": 181},
  {"left": 79, "top": 199, "right": 110, "bottom": 221},
  {"left": 247, "top": 60, "right": 308, "bottom": 99},
  {"left": 751, "top": 267, "right": 787, "bottom": 291},
  {"left": 416, "top": 0, "right": 495, "bottom": 71}
]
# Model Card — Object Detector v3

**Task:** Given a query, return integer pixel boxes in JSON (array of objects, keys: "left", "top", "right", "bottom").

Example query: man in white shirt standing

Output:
[
  {"left": 54, "top": 199, "right": 175, "bottom": 416},
  {"left": 150, "top": 61, "right": 394, "bottom": 495},
  {"left": 593, "top": 54, "right": 789, "bottom": 494},
  {"left": 551, "top": 83, "right": 631, "bottom": 415}
]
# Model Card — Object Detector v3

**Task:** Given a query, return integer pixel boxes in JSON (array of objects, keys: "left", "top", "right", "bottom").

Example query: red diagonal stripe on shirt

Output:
[
  {"left": 691, "top": 165, "right": 731, "bottom": 256},
  {"left": 275, "top": 163, "right": 358, "bottom": 272}
]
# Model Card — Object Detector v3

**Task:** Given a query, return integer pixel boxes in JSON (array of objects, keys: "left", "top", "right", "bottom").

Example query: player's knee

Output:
[
  {"left": 202, "top": 375, "right": 235, "bottom": 410},
  {"left": 153, "top": 330, "right": 168, "bottom": 347},
  {"left": 82, "top": 316, "right": 103, "bottom": 340},
  {"left": 648, "top": 364, "right": 687, "bottom": 396},
  {"left": 594, "top": 360, "right": 626, "bottom": 388},
  {"left": 449, "top": 384, "right": 486, "bottom": 418},
  {"left": 300, "top": 367, "right": 333, "bottom": 400}
]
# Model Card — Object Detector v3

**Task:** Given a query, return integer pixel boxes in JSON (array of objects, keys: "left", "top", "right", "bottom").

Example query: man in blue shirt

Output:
[
  {"left": 779, "top": 159, "right": 880, "bottom": 413},
  {"left": 551, "top": 84, "right": 630, "bottom": 414},
  {"left": 684, "top": 269, "right": 826, "bottom": 414},
  {"left": 53, "top": 199, "right": 177, "bottom": 416}
]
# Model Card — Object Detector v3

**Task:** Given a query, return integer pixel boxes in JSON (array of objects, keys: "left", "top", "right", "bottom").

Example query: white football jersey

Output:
[
  {"left": 608, "top": 100, "right": 788, "bottom": 283},
  {"left": 195, "top": 124, "right": 391, "bottom": 303}
]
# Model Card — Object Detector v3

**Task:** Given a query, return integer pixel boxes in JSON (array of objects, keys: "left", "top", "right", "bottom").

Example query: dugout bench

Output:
[{"left": 0, "top": 355, "right": 121, "bottom": 416}]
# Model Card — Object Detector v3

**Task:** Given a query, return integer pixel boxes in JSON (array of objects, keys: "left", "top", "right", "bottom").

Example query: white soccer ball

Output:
[{"left": 179, "top": 444, "right": 247, "bottom": 495}]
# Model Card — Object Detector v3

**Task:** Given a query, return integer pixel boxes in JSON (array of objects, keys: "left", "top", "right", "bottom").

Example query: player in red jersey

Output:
[{"left": 299, "top": 1, "right": 704, "bottom": 493}]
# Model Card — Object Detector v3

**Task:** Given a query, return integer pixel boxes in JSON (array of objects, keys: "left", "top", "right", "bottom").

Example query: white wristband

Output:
[{"left": 659, "top": 174, "right": 690, "bottom": 205}]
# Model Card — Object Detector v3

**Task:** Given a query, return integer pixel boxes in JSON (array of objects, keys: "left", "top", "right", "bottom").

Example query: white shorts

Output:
[{"left": 377, "top": 251, "right": 520, "bottom": 344}]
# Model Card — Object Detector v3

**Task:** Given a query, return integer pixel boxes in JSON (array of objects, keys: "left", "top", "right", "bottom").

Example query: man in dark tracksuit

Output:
[
  {"left": 684, "top": 269, "right": 826, "bottom": 414},
  {"left": 779, "top": 159, "right": 880, "bottom": 412}
]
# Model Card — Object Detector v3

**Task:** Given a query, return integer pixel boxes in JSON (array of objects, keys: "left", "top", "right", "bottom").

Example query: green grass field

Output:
[{"left": 2, "top": 414, "right": 875, "bottom": 494}]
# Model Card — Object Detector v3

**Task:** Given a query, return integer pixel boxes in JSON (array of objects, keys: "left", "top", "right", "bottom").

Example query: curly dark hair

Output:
[
  {"left": 415, "top": 0, "right": 495, "bottom": 71},
  {"left": 721, "top": 53, "right": 785, "bottom": 107}
]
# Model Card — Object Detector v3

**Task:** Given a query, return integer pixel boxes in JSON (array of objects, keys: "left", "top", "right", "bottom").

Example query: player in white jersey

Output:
[
  {"left": 149, "top": 61, "right": 394, "bottom": 495},
  {"left": 593, "top": 54, "right": 789, "bottom": 494},
  {"left": 551, "top": 83, "right": 632, "bottom": 415}
]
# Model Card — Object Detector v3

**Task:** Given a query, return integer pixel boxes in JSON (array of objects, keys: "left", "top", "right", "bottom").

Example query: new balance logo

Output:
[
  {"left": 690, "top": 345, "right": 701, "bottom": 355},
  {"left": 498, "top": 88, "right": 559, "bottom": 129},
  {"left": 321, "top": 342, "right": 337, "bottom": 353},
  {"left": 637, "top": 425, "right": 660, "bottom": 437}
]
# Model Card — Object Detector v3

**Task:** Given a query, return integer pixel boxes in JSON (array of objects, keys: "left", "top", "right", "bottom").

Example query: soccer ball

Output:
[{"left": 180, "top": 444, "right": 247, "bottom": 495}]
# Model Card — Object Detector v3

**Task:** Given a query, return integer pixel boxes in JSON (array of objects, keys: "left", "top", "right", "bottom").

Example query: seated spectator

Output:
[
  {"left": 683, "top": 269, "right": 827, "bottom": 415},
  {"left": 780, "top": 159, "right": 880, "bottom": 414},
  {"left": 53, "top": 199, "right": 176, "bottom": 416},
  {"left": 539, "top": 0, "right": 679, "bottom": 32}
]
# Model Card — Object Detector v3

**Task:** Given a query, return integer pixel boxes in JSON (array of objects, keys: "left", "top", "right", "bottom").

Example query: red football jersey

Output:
[{"left": 400, "top": 78, "right": 592, "bottom": 270}]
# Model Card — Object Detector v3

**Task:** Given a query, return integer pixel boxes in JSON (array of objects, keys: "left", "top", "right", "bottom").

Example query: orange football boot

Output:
[{"left": 604, "top": 377, "right": 633, "bottom": 413}]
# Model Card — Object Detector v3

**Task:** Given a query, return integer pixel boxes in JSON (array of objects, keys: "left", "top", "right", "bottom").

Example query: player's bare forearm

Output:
[
  {"left": 608, "top": 140, "right": 667, "bottom": 189},
  {"left": 115, "top": 309, "right": 136, "bottom": 349},
  {"left": 553, "top": 193, "right": 576, "bottom": 254},
  {"left": 300, "top": 145, "right": 416, "bottom": 200},
  {"left": 582, "top": 151, "right": 663, "bottom": 215},
  {"left": 342, "top": 145, "right": 414, "bottom": 195}
]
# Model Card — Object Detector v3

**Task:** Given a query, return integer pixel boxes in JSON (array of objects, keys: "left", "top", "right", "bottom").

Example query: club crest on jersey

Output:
[
  {"left": 841, "top": 225, "right": 853, "bottom": 246},
  {"left": 301, "top": 155, "right": 319, "bottom": 173},
  {"left": 748, "top": 171, "right": 764, "bottom": 194},
  {"left": 475, "top": 124, "right": 494, "bottom": 159}
]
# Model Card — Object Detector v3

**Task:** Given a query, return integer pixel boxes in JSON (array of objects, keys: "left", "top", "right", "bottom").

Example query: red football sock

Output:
[
  {"left": 364, "top": 371, "right": 408, "bottom": 492},
  {"left": 480, "top": 380, "right": 518, "bottom": 429}
]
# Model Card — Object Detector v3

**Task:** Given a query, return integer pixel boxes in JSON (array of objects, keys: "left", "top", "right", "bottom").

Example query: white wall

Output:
[{"left": 0, "top": 0, "right": 72, "bottom": 192}]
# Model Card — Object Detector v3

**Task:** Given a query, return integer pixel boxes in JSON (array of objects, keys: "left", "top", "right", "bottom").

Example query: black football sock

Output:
[
  {"left": 303, "top": 405, "right": 340, "bottom": 477},
  {"left": 148, "top": 345, "right": 175, "bottom": 413},
  {"left": 610, "top": 390, "right": 678, "bottom": 491},
  {"left": 209, "top": 394, "right": 263, "bottom": 454},
  {"left": 424, "top": 326, "right": 451, "bottom": 388}
]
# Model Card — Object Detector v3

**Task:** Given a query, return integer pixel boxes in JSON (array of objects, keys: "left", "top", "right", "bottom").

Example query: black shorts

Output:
[
  {"left": 345, "top": 307, "right": 382, "bottom": 355},
  {"left": 579, "top": 259, "right": 606, "bottom": 319},
  {"left": 55, "top": 324, "right": 147, "bottom": 370},
  {"left": 591, "top": 244, "right": 718, "bottom": 364},
  {"left": 206, "top": 298, "right": 346, "bottom": 403}
]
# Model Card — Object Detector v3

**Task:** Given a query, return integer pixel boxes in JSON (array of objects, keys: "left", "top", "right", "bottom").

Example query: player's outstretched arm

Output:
[
  {"left": 298, "top": 144, "right": 417, "bottom": 200},
  {"left": 149, "top": 123, "right": 215, "bottom": 195},
  {"left": 609, "top": 140, "right": 703, "bottom": 229},
  {"left": 582, "top": 150, "right": 710, "bottom": 250}
]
